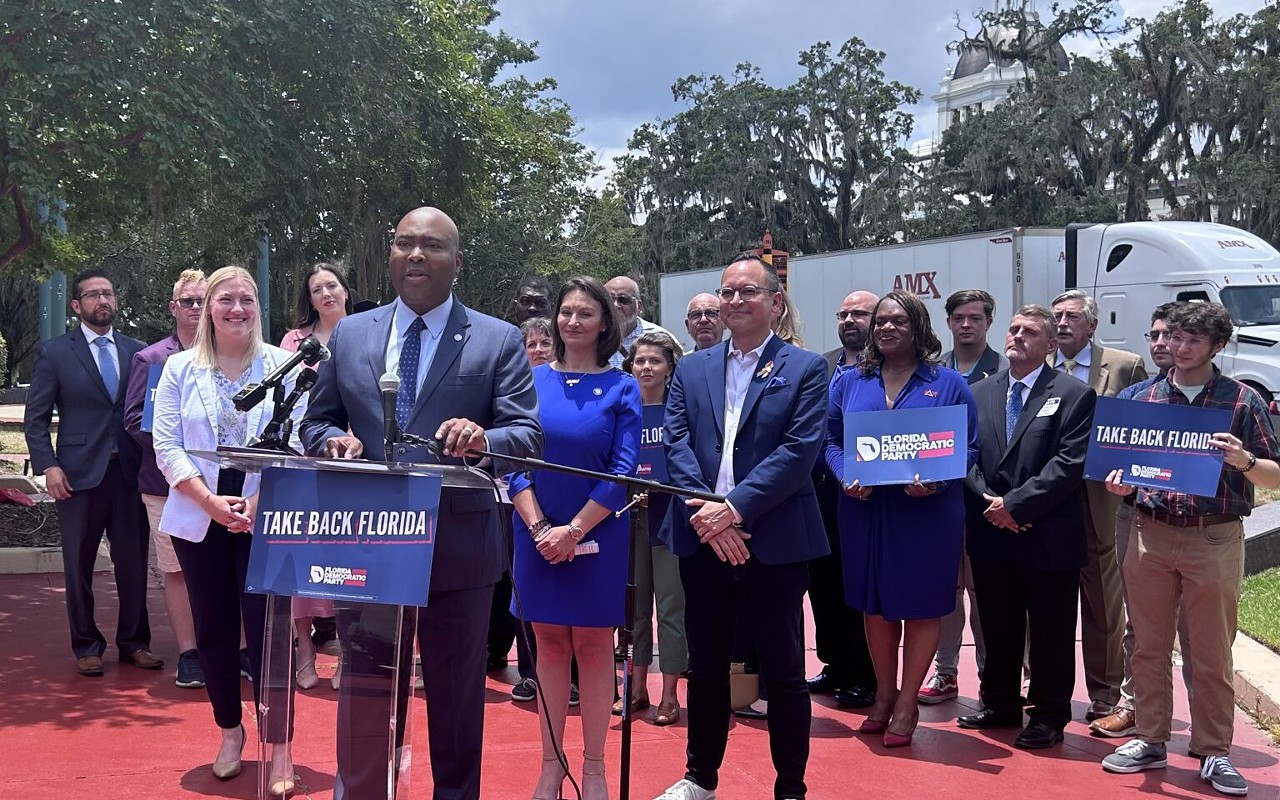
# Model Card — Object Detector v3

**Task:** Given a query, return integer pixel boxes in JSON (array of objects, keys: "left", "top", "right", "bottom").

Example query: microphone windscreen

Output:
[
  {"left": 379, "top": 372, "right": 401, "bottom": 393},
  {"left": 316, "top": 344, "right": 332, "bottom": 362}
]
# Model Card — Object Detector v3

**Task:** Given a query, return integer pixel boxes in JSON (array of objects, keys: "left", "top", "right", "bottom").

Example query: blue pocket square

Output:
[{"left": 765, "top": 375, "right": 789, "bottom": 389}]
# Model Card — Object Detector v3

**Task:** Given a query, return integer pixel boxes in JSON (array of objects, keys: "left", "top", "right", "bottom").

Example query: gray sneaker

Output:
[
  {"left": 1200, "top": 755, "right": 1248, "bottom": 796},
  {"left": 1102, "top": 739, "right": 1168, "bottom": 773},
  {"left": 174, "top": 649, "right": 205, "bottom": 689}
]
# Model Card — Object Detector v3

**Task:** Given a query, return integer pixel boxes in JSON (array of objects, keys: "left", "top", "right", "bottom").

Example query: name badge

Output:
[{"left": 1036, "top": 397, "right": 1061, "bottom": 417}]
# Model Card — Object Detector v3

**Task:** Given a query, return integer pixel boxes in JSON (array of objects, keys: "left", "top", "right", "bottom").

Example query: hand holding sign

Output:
[
  {"left": 844, "top": 479, "right": 873, "bottom": 500},
  {"left": 1210, "top": 432, "right": 1253, "bottom": 470},
  {"left": 1104, "top": 468, "right": 1136, "bottom": 497}
]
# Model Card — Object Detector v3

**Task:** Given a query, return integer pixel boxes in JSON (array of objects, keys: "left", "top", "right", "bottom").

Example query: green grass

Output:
[
  {"left": 1240, "top": 567, "right": 1280, "bottom": 654},
  {"left": 0, "top": 425, "right": 26, "bottom": 455}
]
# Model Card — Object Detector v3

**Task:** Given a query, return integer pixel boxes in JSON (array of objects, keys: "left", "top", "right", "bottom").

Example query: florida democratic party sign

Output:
[
  {"left": 1084, "top": 397, "right": 1229, "bottom": 495},
  {"left": 843, "top": 405, "right": 969, "bottom": 487},
  {"left": 245, "top": 467, "right": 442, "bottom": 606}
]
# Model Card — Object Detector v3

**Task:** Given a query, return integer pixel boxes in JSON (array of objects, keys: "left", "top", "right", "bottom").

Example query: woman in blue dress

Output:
[
  {"left": 823, "top": 289, "right": 979, "bottom": 748},
  {"left": 509, "top": 276, "right": 641, "bottom": 800}
]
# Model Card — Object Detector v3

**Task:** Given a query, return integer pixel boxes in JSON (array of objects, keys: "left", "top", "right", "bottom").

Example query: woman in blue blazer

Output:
[{"left": 153, "top": 266, "right": 306, "bottom": 796}]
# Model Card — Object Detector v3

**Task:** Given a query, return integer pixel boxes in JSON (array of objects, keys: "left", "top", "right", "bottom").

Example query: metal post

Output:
[{"left": 257, "top": 231, "right": 271, "bottom": 334}]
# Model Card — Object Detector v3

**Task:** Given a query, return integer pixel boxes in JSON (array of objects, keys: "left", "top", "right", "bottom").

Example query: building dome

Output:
[{"left": 951, "top": 18, "right": 1070, "bottom": 79}]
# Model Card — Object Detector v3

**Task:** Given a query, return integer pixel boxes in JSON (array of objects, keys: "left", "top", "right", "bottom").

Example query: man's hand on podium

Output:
[
  {"left": 436, "top": 418, "right": 486, "bottom": 458},
  {"left": 324, "top": 436, "right": 364, "bottom": 459}
]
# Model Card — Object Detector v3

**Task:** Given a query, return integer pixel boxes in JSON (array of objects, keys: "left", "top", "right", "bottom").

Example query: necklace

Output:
[{"left": 554, "top": 362, "right": 588, "bottom": 386}]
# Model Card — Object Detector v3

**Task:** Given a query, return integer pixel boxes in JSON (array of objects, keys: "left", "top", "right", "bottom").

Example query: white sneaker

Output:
[{"left": 653, "top": 779, "right": 716, "bottom": 800}]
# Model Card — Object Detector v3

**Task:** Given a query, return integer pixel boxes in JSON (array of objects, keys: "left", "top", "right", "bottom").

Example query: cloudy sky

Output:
[{"left": 492, "top": 0, "right": 1266, "bottom": 187}]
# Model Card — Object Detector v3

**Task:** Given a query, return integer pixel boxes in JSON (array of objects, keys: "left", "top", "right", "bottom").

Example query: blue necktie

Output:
[
  {"left": 1005, "top": 380, "right": 1024, "bottom": 443},
  {"left": 94, "top": 336, "right": 119, "bottom": 400},
  {"left": 397, "top": 317, "right": 426, "bottom": 428}
]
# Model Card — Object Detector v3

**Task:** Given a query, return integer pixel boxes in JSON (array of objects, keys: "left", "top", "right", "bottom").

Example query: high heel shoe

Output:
[
  {"left": 267, "top": 743, "right": 296, "bottom": 797},
  {"left": 883, "top": 710, "right": 919, "bottom": 748},
  {"left": 531, "top": 755, "right": 567, "bottom": 800},
  {"left": 582, "top": 752, "right": 607, "bottom": 800},
  {"left": 331, "top": 659, "right": 342, "bottom": 690},
  {"left": 212, "top": 724, "right": 245, "bottom": 780},
  {"left": 296, "top": 658, "right": 319, "bottom": 690},
  {"left": 857, "top": 717, "right": 889, "bottom": 734}
]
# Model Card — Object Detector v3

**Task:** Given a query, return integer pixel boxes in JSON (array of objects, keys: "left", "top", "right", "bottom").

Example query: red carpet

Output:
[{"left": 1, "top": 572, "right": 1276, "bottom": 798}]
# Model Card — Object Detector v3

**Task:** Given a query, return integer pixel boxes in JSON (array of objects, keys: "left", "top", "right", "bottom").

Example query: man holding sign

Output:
[
  {"left": 1100, "top": 302, "right": 1279, "bottom": 797},
  {"left": 959, "top": 304, "right": 1096, "bottom": 749}
]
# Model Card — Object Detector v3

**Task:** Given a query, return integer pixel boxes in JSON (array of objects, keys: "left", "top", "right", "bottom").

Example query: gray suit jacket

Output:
[
  {"left": 299, "top": 298, "right": 542, "bottom": 592},
  {"left": 25, "top": 328, "right": 145, "bottom": 492}
]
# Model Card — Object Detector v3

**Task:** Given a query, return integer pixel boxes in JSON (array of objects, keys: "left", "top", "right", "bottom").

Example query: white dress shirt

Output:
[
  {"left": 1009, "top": 364, "right": 1045, "bottom": 407},
  {"left": 80, "top": 324, "right": 120, "bottom": 383},
  {"left": 715, "top": 332, "right": 774, "bottom": 497}
]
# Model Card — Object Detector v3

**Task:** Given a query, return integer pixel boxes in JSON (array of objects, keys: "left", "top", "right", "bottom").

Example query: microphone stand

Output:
[
  {"left": 416, "top": 440, "right": 722, "bottom": 800},
  {"left": 248, "top": 369, "right": 317, "bottom": 455}
]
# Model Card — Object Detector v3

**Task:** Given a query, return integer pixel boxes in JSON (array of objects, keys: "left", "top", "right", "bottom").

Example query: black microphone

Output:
[
  {"left": 233, "top": 335, "right": 330, "bottom": 412},
  {"left": 380, "top": 372, "right": 401, "bottom": 461}
]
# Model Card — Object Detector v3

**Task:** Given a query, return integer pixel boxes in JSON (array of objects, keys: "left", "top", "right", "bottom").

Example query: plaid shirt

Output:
[{"left": 1131, "top": 368, "right": 1279, "bottom": 518}]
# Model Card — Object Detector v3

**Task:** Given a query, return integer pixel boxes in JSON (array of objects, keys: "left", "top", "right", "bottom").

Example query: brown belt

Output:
[{"left": 1137, "top": 507, "right": 1240, "bottom": 528}]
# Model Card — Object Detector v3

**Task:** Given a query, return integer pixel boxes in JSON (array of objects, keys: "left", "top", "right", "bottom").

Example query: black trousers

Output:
[
  {"left": 808, "top": 473, "right": 875, "bottom": 687},
  {"left": 681, "top": 548, "right": 811, "bottom": 800},
  {"left": 970, "top": 558, "right": 1079, "bottom": 729},
  {"left": 57, "top": 458, "right": 150, "bottom": 658},
  {"left": 334, "top": 584, "right": 491, "bottom": 800},
  {"left": 172, "top": 469, "right": 293, "bottom": 742}
]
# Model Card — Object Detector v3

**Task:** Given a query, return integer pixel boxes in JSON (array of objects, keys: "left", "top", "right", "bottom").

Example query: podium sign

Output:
[{"left": 245, "top": 466, "right": 442, "bottom": 606}]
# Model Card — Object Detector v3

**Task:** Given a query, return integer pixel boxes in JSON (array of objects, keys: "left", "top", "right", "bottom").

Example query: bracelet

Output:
[
  {"left": 1240, "top": 453, "right": 1258, "bottom": 473},
  {"left": 528, "top": 517, "right": 551, "bottom": 538}
]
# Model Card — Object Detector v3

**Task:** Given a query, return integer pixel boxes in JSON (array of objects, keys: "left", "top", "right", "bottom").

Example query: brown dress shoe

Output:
[
  {"left": 1089, "top": 707, "right": 1137, "bottom": 738},
  {"left": 120, "top": 649, "right": 165, "bottom": 670},
  {"left": 76, "top": 655, "right": 105, "bottom": 676}
]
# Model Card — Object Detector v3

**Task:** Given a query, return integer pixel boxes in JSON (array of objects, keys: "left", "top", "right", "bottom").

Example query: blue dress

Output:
[
  {"left": 510, "top": 365, "right": 641, "bottom": 627},
  {"left": 823, "top": 363, "right": 979, "bottom": 620}
]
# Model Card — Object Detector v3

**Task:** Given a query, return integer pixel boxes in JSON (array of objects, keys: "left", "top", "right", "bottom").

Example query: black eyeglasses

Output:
[
  {"left": 1143, "top": 330, "right": 1171, "bottom": 341},
  {"left": 174, "top": 298, "right": 202, "bottom": 309},
  {"left": 78, "top": 290, "right": 116, "bottom": 302},
  {"left": 687, "top": 309, "right": 720, "bottom": 321}
]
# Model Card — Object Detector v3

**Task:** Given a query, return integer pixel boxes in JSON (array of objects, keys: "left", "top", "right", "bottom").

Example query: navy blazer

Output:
[
  {"left": 25, "top": 328, "right": 145, "bottom": 492},
  {"left": 662, "top": 334, "right": 830, "bottom": 565},
  {"left": 965, "top": 366, "right": 1096, "bottom": 571},
  {"left": 299, "top": 298, "right": 542, "bottom": 592}
]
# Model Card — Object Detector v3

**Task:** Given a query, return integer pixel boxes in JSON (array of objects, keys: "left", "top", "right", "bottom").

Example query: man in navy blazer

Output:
[
  {"left": 25, "top": 269, "right": 160, "bottom": 676},
  {"left": 655, "top": 255, "right": 829, "bottom": 800},
  {"left": 300, "top": 207, "right": 541, "bottom": 800}
]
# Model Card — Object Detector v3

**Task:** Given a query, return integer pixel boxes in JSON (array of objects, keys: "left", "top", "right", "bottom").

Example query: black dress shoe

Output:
[
  {"left": 806, "top": 671, "right": 843, "bottom": 694},
  {"left": 733, "top": 700, "right": 768, "bottom": 720},
  {"left": 485, "top": 654, "right": 509, "bottom": 672},
  {"left": 834, "top": 685, "right": 875, "bottom": 709},
  {"left": 1014, "top": 721, "right": 1064, "bottom": 749},
  {"left": 957, "top": 708, "right": 1022, "bottom": 730}
]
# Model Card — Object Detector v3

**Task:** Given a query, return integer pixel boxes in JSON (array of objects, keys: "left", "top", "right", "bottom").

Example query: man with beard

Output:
[
  {"left": 806, "top": 291, "right": 879, "bottom": 709},
  {"left": 26, "top": 269, "right": 160, "bottom": 677},
  {"left": 685, "top": 292, "right": 725, "bottom": 352}
]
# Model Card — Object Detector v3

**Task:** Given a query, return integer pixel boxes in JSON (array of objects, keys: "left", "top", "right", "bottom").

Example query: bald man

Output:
[
  {"left": 605, "top": 275, "right": 677, "bottom": 368},
  {"left": 684, "top": 292, "right": 725, "bottom": 352}
]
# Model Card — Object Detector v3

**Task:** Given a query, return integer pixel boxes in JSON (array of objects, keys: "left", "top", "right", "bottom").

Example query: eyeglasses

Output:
[
  {"left": 1143, "top": 330, "right": 1171, "bottom": 341},
  {"left": 174, "top": 298, "right": 202, "bottom": 309},
  {"left": 610, "top": 294, "right": 637, "bottom": 307},
  {"left": 686, "top": 309, "right": 720, "bottom": 321},
  {"left": 835, "top": 310, "right": 871, "bottom": 321},
  {"left": 1169, "top": 333, "right": 1209, "bottom": 348},
  {"left": 78, "top": 290, "right": 116, "bottom": 302},
  {"left": 715, "top": 286, "right": 771, "bottom": 302}
]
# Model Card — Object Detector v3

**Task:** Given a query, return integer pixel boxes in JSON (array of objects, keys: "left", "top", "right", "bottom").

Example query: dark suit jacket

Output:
[
  {"left": 965, "top": 366, "right": 1096, "bottom": 571},
  {"left": 25, "top": 328, "right": 145, "bottom": 492},
  {"left": 299, "top": 298, "right": 542, "bottom": 592},
  {"left": 663, "top": 334, "right": 830, "bottom": 564},
  {"left": 942, "top": 345, "right": 1008, "bottom": 385},
  {"left": 123, "top": 333, "right": 184, "bottom": 496}
]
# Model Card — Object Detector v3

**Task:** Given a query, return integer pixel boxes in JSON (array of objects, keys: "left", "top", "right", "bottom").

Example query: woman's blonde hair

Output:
[{"left": 193, "top": 266, "right": 263, "bottom": 372}]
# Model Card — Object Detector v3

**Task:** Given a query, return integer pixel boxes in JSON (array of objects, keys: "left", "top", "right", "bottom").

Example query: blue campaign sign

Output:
[
  {"left": 245, "top": 467, "right": 442, "bottom": 606},
  {"left": 843, "top": 405, "right": 969, "bottom": 487},
  {"left": 1084, "top": 397, "right": 1229, "bottom": 495},
  {"left": 636, "top": 404, "right": 668, "bottom": 483},
  {"left": 140, "top": 364, "right": 163, "bottom": 433}
]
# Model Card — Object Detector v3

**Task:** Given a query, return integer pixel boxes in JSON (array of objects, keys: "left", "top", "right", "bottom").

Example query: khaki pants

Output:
[{"left": 1125, "top": 511, "right": 1243, "bottom": 757}]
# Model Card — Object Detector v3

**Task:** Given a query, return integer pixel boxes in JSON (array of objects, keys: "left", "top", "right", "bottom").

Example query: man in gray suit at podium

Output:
[{"left": 301, "top": 206, "right": 542, "bottom": 800}]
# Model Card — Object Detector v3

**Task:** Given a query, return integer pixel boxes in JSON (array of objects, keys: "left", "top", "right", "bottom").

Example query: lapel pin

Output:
[
  {"left": 756, "top": 360, "right": 774, "bottom": 380},
  {"left": 454, "top": 333, "right": 462, "bottom": 341},
  {"left": 924, "top": 389, "right": 938, "bottom": 398},
  {"left": 593, "top": 387, "right": 603, "bottom": 396}
]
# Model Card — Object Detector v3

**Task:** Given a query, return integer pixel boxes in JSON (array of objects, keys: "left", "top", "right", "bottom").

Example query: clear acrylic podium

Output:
[{"left": 192, "top": 446, "right": 498, "bottom": 800}]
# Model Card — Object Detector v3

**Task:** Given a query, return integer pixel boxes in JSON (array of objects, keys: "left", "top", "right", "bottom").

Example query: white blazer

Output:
[{"left": 153, "top": 345, "right": 306, "bottom": 542}]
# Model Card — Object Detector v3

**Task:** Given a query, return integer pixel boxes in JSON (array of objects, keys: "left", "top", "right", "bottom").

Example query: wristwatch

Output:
[{"left": 567, "top": 523, "right": 585, "bottom": 542}]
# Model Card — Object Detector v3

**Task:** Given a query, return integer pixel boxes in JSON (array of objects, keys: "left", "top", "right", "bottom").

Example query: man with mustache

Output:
[{"left": 684, "top": 292, "right": 725, "bottom": 352}]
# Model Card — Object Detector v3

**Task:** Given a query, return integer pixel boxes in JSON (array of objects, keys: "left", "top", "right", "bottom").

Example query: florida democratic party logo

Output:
[
  {"left": 1130, "top": 464, "right": 1173, "bottom": 482},
  {"left": 309, "top": 565, "right": 369, "bottom": 587},
  {"left": 855, "top": 430, "right": 956, "bottom": 462}
]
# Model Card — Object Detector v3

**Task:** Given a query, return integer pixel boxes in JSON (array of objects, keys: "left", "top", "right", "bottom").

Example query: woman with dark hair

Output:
[
  {"left": 822, "top": 290, "right": 979, "bottom": 748},
  {"left": 618, "top": 332, "right": 686, "bottom": 725},
  {"left": 509, "top": 276, "right": 641, "bottom": 799},
  {"left": 280, "top": 262, "right": 353, "bottom": 691}
]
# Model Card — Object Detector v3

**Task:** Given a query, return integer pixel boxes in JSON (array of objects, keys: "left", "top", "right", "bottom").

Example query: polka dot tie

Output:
[
  {"left": 396, "top": 317, "right": 426, "bottom": 429},
  {"left": 1006, "top": 381, "right": 1024, "bottom": 443}
]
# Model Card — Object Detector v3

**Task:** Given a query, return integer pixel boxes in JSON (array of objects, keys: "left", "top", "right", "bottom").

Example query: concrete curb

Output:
[
  {"left": 0, "top": 541, "right": 111, "bottom": 574},
  {"left": 1235, "top": 632, "right": 1280, "bottom": 729}
]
